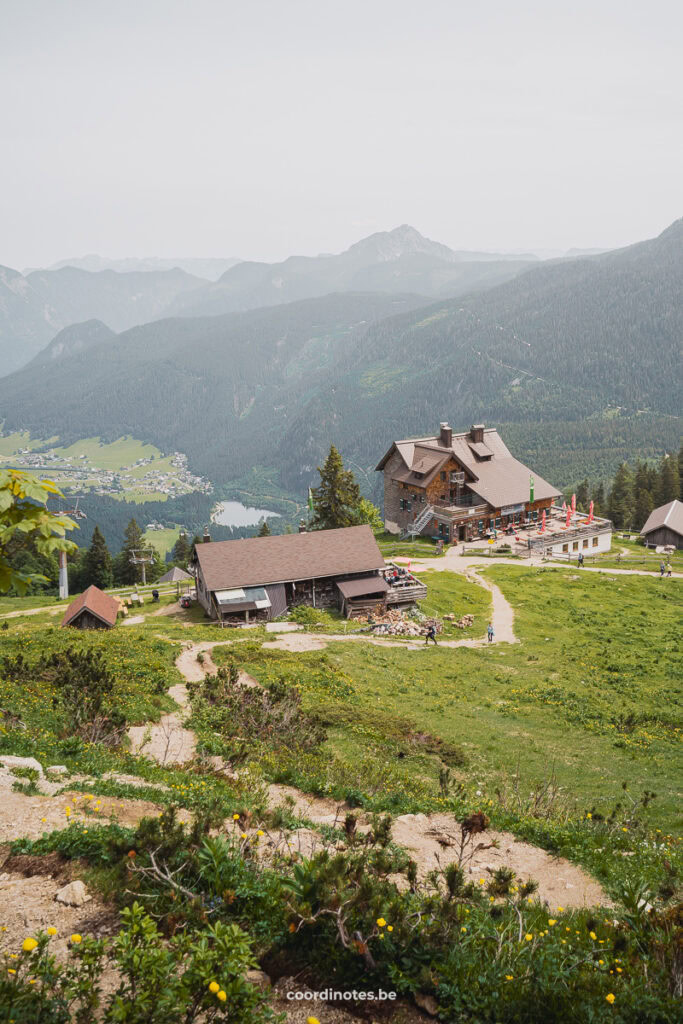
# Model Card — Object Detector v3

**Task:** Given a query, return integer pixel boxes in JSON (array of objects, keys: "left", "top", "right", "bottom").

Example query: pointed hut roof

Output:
[{"left": 157, "top": 566, "right": 193, "bottom": 584}]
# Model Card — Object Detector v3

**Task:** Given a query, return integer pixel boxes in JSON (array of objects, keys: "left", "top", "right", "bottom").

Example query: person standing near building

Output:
[
  {"left": 577, "top": 551, "right": 584, "bottom": 567},
  {"left": 660, "top": 560, "right": 666, "bottom": 577},
  {"left": 487, "top": 623, "right": 495, "bottom": 643},
  {"left": 666, "top": 560, "right": 672, "bottom": 577}
]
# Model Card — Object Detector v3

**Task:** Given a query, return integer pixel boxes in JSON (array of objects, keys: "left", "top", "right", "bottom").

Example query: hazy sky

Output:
[{"left": 2, "top": 0, "right": 681, "bottom": 269}]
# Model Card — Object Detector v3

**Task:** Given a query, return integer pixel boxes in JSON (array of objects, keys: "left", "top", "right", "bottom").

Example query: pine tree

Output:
[
  {"left": 575, "top": 478, "right": 590, "bottom": 511},
  {"left": 172, "top": 532, "right": 191, "bottom": 566},
  {"left": 655, "top": 453, "right": 680, "bottom": 506},
  {"left": 257, "top": 519, "right": 271, "bottom": 536},
  {"left": 608, "top": 463, "right": 634, "bottom": 529},
  {"left": 82, "top": 525, "right": 113, "bottom": 590},
  {"left": 310, "top": 445, "right": 361, "bottom": 530},
  {"left": 592, "top": 482, "right": 606, "bottom": 517},
  {"left": 634, "top": 488, "right": 654, "bottom": 530},
  {"left": 678, "top": 442, "right": 683, "bottom": 501},
  {"left": 113, "top": 518, "right": 146, "bottom": 585}
]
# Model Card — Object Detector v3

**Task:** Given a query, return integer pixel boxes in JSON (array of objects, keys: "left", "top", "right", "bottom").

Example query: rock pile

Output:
[{"left": 362, "top": 609, "right": 443, "bottom": 637}]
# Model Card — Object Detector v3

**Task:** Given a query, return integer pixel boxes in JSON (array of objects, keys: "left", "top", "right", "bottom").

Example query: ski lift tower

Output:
[
  {"left": 129, "top": 548, "right": 155, "bottom": 587},
  {"left": 50, "top": 497, "right": 87, "bottom": 600}
]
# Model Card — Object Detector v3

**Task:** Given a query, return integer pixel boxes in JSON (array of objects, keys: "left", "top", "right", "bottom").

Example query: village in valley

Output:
[{"left": 0, "top": 436, "right": 212, "bottom": 502}]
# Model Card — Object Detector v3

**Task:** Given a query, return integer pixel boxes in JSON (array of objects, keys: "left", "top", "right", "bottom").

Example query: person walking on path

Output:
[
  {"left": 487, "top": 623, "right": 495, "bottom": 643},
  {"left": 425, "top": 624, "right": 438, "bottom": 646},
  {"left": 659, "top": 561, "right": 666, "bottom": 577},
  {"left": 666, "top": 561, "right": 672, "bottom": 577},
  {"left": 577, "top": 551, "right": 584, "bottom": 567}
]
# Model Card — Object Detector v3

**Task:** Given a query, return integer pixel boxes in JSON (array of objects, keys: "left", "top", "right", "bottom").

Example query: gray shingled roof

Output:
[
  {"left": 194, "top": 525, "right": 385, "bottom": 592},
  {"left": 378, "top": 426, "right": 560, "bottom": 507},
  {"left": 640, "top": 499, "right": 683, "bottom": 537}
]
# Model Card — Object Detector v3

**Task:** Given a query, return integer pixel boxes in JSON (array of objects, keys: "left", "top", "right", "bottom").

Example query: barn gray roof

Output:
[
  {"left": 194, "top": 525, "right": 385, "bottom": 592},
  {"left": 640, "top": 499, "right": 683, "bottom": 538}
]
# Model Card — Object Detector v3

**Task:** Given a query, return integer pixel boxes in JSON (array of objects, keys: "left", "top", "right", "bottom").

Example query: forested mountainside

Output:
[
  {"left": 165, "top": 224, "right": 536, "bottom": 318},
  {"left": 0, "top": 265, "right": 206, "bottom": 373},
  {"left": 29, "top": 319, "right": 116, "bottom": 366},
  {"left": 0, "top": 290, "right": 430, "bottom": 481},
  {"left": 276, "top": 218, "right": 683, "bottom": 490},
  {"left": 1, "top": 219, "right": 680, "bottom": 498}
]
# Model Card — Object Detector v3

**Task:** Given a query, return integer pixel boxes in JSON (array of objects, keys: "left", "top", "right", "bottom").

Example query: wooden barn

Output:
[
  {"left": 62, "top": 585, "right": 120, "bottom": 630},
  {"left": 640, "top": 499, "right": 683, "bottom": 549},
  {"left": 191, "top": 525, "right": 388, "bottom": 623}
]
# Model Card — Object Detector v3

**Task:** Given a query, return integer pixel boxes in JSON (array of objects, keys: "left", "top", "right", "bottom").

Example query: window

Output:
[
  {"left": 478, "top": 520, "right": 484, "bottom": 533},
  {"left": 562, "top": 543, "right": 568, "bottom": 552},
  {"left": 572, "top": 541, "right": 579, "bottom": 551},
  {"left": 495, "top": 517, "right": 501, "bottom": 528},
  {"left": 592, "top": 536, "right": 599, "bottom": 547},
  {"left": 440, "top": 471, "right": 446, "bottom": 481},
  {"left": 583, "top": 539, "right": 589, "bottom": 548},
  {"left": 532, "top": 510, "right": 538, "bottom": 521}
]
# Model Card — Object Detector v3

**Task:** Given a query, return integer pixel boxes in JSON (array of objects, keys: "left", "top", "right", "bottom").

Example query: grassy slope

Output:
[{"left": 215, "top": 566, "right": 681, "bottom": 831}]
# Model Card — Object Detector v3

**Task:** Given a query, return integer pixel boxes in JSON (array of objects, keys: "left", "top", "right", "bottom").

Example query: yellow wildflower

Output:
[
  {"left": 387, "top": 925, "right": 393, "bottom": 932},
  {"left": 22, "top": 938, "right": 38, "bottom": 952},
  {"left": 233, "top": 813, "right": 240, "bottom": 820},
  {"left": 307, "top": 1018, "right": 321, "bottom": 1024},
  {"left": 589, "top": 931, "right": 597, "bottom": 940},
  {"left": 209, "top": 981, "right": 220, "bottom": 993},
  {"left": 505, "top": 975, "right": 513, "bottom": 980},
  {"left": 217, "top": 990, "right": 227, "bottom": 1002},
  {"left": 47, "top": 927, "right": 57, "bottom": 936},
  {"left": 461, "top": 926, "right": 467, "bottom": 933},
  {"left": 376, "top": 917, "right": 387, "bottom": 928},
  {"left": 606, "top": 993, "right": 615, "bottom": 1004},
  {"left": 525, "top": 933, "right": 533, "bottom": 941},
  {"left": 548, "top": 919, "right": 557, "bottom": 926},
  {"left": 70, "top": 934, "right": 82, "bottom": 944}
]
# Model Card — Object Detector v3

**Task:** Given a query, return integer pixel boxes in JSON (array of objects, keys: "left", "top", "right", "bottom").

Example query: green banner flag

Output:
[
  {"left": 307, "top": 487, "right": 314, "bottom": 513},
  {"left": 529, "top": 475, "right": 534, "bottom": 503}
]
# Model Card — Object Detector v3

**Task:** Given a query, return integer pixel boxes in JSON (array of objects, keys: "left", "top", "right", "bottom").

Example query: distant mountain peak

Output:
[{"left": 346, "top": 224, "right": 456, "bottom": 263}]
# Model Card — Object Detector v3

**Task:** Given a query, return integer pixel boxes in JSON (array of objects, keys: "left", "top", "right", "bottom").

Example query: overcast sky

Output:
[{"left": 2, "top": 0, "right": 681, "bottom": 269}]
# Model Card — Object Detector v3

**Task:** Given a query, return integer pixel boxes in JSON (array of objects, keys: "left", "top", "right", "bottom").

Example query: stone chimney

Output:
[
  {"left": 470, "top": 424, "right": 485, "bottom": 443},
  {"left": 439, "top": 422, "right": 453, "bottom": 447},
  {"left": 202, "top": 526, "right": 211, "bottom": 543},
  {"left": 298, "top": 520, "right": 307, "bottom": 533}
]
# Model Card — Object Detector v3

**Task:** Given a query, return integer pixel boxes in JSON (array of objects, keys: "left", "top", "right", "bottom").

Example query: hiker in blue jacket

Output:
[{"left": 487, "top": 623, "right": 495, "bottom": 643}]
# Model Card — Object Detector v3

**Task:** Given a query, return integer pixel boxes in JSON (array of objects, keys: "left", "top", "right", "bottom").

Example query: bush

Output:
[{"left": 0, "top": 903, "right": 275, "bottom": 1024}]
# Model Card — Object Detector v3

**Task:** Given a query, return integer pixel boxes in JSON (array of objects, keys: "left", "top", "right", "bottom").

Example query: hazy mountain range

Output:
[
  {"left": 1, "top": 226, "right": 544, "bottom": 375},
  {"left": 1, "top": 218, "right": 680, "bottom": 497},
  {"left": 29, "top": 255, "right": 242, "bottom": 280}
]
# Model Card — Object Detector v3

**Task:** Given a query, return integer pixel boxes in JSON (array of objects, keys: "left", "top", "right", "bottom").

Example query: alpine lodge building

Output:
[{"left": 376, "top": 422, "right": 562, "bottom": 543}]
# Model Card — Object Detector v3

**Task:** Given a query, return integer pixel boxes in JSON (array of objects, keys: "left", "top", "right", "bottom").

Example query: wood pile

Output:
[{"left": 455, "top": 614, "right": 474, "bottom": 629}]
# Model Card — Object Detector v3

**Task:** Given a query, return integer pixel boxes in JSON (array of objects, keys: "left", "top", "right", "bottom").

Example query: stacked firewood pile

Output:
[{"left": 360, "top": 608, "right": 443, "bottom": 637}]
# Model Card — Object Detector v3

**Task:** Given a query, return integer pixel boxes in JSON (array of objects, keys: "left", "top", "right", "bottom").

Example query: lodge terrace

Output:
[{"left": 191, "top": 524, "right": 425, "bottom": 624}]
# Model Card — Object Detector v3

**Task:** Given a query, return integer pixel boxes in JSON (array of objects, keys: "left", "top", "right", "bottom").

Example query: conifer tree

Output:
[
  {"left": 172, "top": 532, "right": 191, "bottom": 566},
  {"left": 634, "top": 488, "right": 654, "bottom": 530},
  {"left": 113, "top": 518, "right": 146, "bottom": 585},
  {"left": 82, "top": 525, "right": 114, "bottom": 590},
  {"left": 310, "top": 445, "right": 361, "bottom": 530},
  {"left": 679, "top": 442, "right": 683, "bottom": 501},
  {"left": 608, "top": 463, "right": 634, "bottom": 529},
  {"left": 655, "top": 453, "right": 680, "bottom": 506},
  {"left": 592, "top": 482, "right": 606, "bottom": 517},
  {"left": 575, "top": 478, "right": 590, "bottom": 511},
  {"left": 258, "top": 519, "right": 271, "bottom": 536}
]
